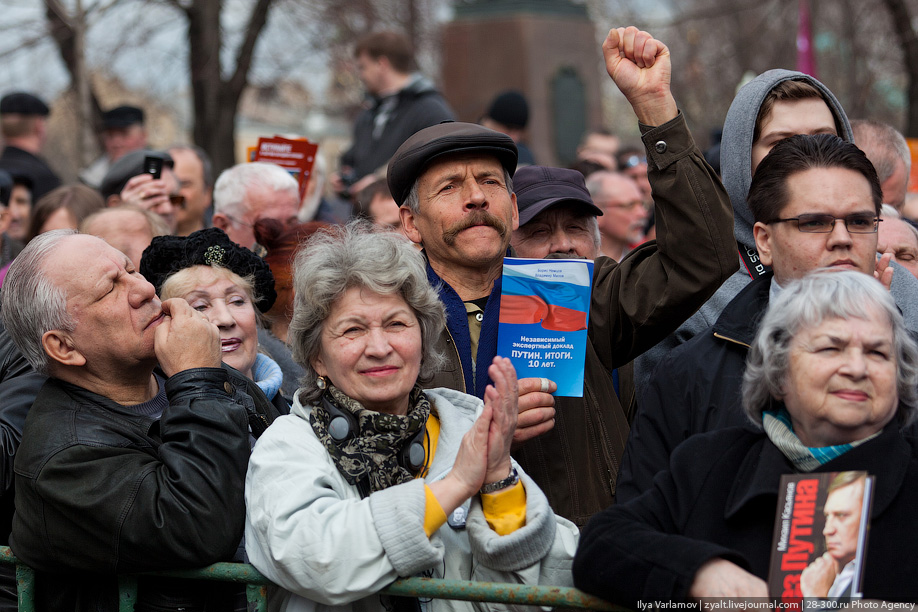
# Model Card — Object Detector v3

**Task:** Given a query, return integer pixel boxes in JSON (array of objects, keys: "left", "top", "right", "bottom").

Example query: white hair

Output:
[
  {"left": 743, "top": 269, "right": 918, "bottom": 429},
  {"left": 213, "top": 162, "right": 299, "bottom": 221},
  {"left": 1, "top": 230, "right": 78, "bottom": 374},
  {"left": 851, "top": 119, "right": 911, "bottom": 184},
  {"left": 881, "top": 203, "right": 900, "bottom": 219}
]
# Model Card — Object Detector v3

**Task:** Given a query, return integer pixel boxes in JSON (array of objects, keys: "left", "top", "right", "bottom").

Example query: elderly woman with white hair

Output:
[
  {"left": 574, "top": 269, "right": 918, "bottom": 604},
  {"left": 244, "top": 221, "right": 577, "bottom": 612}
]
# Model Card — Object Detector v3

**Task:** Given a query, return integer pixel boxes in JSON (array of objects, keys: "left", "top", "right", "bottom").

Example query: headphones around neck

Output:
[{"left": 321, "top": 394, "right": 427, "bottom": 474}]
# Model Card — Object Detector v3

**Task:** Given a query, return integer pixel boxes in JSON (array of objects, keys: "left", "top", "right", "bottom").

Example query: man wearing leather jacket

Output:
[{"left": 1, "top": 230, "right": 279, "bottom": 611}]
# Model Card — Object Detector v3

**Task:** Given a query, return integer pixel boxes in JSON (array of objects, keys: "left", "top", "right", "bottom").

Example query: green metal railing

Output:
[{"left": 0, "top": 546, "right": 619, "bottom": 611}]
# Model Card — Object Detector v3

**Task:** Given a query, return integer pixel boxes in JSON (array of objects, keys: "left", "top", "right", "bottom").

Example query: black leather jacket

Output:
[
  {"left": 0, "top": 321, "right": 45, "bottom": 612},
  {"left": 11, "top": 365, "right": 281, "bottom": 611},
  {"left": 0, "top": 321, "right": 45, "bottom": 544}
]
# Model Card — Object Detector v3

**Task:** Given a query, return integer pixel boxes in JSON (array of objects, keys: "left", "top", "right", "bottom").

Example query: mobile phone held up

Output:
[{"left": 144, "top": 155, "right": 163, "bottom": 180}]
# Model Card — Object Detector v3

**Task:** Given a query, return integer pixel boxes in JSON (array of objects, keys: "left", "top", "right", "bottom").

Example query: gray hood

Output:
[{"left": 720, "top": 69, "right": 853, "bottom": 252}]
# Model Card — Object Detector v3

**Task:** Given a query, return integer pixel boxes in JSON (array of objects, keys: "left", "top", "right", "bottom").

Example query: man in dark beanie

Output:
[
  {"left": 480, "top": 90, "right": 536, "bottom": 166},
  {"left": 0, "top": 92, "right": 60, "bottom": 201},
  {"left": 81, "top": 105, "right": 148, "bottom": 188}
]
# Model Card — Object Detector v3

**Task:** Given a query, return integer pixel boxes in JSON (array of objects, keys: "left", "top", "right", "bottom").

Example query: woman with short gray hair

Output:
[
  {"left": 574, "top": 269, "right": 918, "bottom": 604},
  {"left": 288, "top": 221, "right": 446, "bottom": 406},
  {"left": 743, "top": 269, "right": 918, "bottom": 428},
  {"left": 244, "top": 220, "right": 577, "bottom": 612}
]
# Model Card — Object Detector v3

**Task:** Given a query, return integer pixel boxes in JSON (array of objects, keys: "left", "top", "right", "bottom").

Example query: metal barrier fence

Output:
[{"left": 0, "top": 546, "right": 620, "bottom": 611}]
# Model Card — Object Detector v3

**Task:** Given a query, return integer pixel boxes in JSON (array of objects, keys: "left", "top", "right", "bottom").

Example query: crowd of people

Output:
[{"left": 0, "top": 22, "right": 914, "bottom": 612}]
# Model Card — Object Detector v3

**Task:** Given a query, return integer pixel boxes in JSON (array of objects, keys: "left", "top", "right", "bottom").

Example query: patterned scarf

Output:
[
  {"left": 310, "top": 383, "right": 430, "bottom": 495},
  {"left": 763, "top": 407, "right": 880, "bottom": 472}
]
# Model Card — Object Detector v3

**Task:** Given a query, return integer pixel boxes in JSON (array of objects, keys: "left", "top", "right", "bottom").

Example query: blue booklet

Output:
[{"left": 496, "top": 257, "right": 594, "bottom": 397}]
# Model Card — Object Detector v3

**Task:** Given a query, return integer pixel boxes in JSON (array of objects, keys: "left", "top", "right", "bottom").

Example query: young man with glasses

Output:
[
  {"left": 618, "top": 133, "right": 892, "bottom": 501},
  {"left": 634, "top": 70, "right": 918, "bottom": 394}
]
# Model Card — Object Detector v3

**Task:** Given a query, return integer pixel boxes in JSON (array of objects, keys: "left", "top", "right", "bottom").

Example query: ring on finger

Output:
[{"left": 539, "top": 377, "right": 550, "bottom": 393}]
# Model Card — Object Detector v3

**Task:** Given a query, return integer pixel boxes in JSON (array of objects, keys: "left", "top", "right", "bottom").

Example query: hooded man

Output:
[
  {"left": 633, "top": 69, "right": 918, "bottom": 391},
  {"left": 620, "top": 71, "right": 918, "bottom": 502}
]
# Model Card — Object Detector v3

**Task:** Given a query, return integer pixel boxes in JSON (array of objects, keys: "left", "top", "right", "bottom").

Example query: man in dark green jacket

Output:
[{"left": 386, "top": 27, "right": 737, "bottom": 527}]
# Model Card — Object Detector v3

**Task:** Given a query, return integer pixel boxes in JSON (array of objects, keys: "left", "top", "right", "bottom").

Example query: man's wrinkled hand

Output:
[
  {"left": 512, "top": 377, "right": 556, "bottom": 447},
  {"left": 154, "top": 298, "right": 221, "bottom": 377},
  {"left": 601, "top": 26, "right": 677, "bottom": 126},
  {"left": 120, "top": 173, "right": 172, "bottom": 212}
]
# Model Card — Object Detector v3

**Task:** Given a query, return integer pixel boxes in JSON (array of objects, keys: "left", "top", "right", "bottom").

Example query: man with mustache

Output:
[
  {"left": 389, "top": 27, "right": 737, "bottom": 526},
  {"left": 1, "top": 231, "right": 281, "bottom": 610}
]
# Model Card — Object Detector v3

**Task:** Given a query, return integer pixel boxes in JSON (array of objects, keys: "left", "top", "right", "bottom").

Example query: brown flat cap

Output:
[{"left": 387, "top": 122, "right": 518, "bottom": 206}]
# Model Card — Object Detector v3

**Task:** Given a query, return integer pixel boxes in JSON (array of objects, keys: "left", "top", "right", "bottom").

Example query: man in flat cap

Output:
[
  {"left": 388, "top": 26, "right": 737, "bottom": 526},
  {"left": 0, "top": 92, "right": 61, "bottom": 201},
  {"left": 81, "top": 105, "right": 148, "bottom": 188},
  {"left": 99, "top": 150, "right": 183, "bottom": 234}
]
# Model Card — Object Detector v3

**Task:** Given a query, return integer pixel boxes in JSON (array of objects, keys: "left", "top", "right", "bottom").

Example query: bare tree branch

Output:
[
  {"left": 0, "top": 32, "right": 53, "bottom": 61},
  {"left": 228, "top": 0, "right": 274, "bottom": 99},
  {"left": 44, "top": 0, "right": 105, "bottom": 150}
]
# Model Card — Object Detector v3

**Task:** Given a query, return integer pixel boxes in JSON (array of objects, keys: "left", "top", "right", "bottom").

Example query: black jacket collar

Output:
[
  {"left": 712, "top": 272, "right": 773, "bottom": 347},
  {"left": 725, "top": 423, "right": 912, "bottom": 520}
]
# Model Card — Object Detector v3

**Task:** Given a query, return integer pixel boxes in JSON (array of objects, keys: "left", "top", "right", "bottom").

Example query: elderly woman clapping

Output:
[
  {"left": 244, "top": 222, "right": 577, "bottom": 611},
  {"left": 574, "top": 269, "right": 918, "bottom": 604}
]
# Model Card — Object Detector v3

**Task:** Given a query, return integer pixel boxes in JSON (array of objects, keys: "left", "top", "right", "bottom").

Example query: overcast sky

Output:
[{"left": 0, "top": 0, "right": 334, "bottom": 116}]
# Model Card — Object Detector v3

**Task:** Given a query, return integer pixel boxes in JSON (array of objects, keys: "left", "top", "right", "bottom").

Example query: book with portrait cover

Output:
[
  {"left": 767, "top": 471, "right": 874, "bottom": 603},
  {"left": 496, "top": 257, "right": 593, "bottom": 397}
]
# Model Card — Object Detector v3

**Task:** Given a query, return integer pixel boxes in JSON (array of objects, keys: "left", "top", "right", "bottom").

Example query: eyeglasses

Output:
[
  {"left": 223, "top": 213, "right": 253, "bottom": 228},
  {"left": 224, "top": 214, "right": 300, "bottom": 229},
  {"left": 149, "top": 195, "right": 185, "bottom": 210},
  {"left": 599, "top": 199, "right": 644, "bottom": 211},
  {"left": 619, "top": 154, "right": 646, "bottom": 170},
  {"left": 767, "top": 213, "right": 881, "bottom": 234}
]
